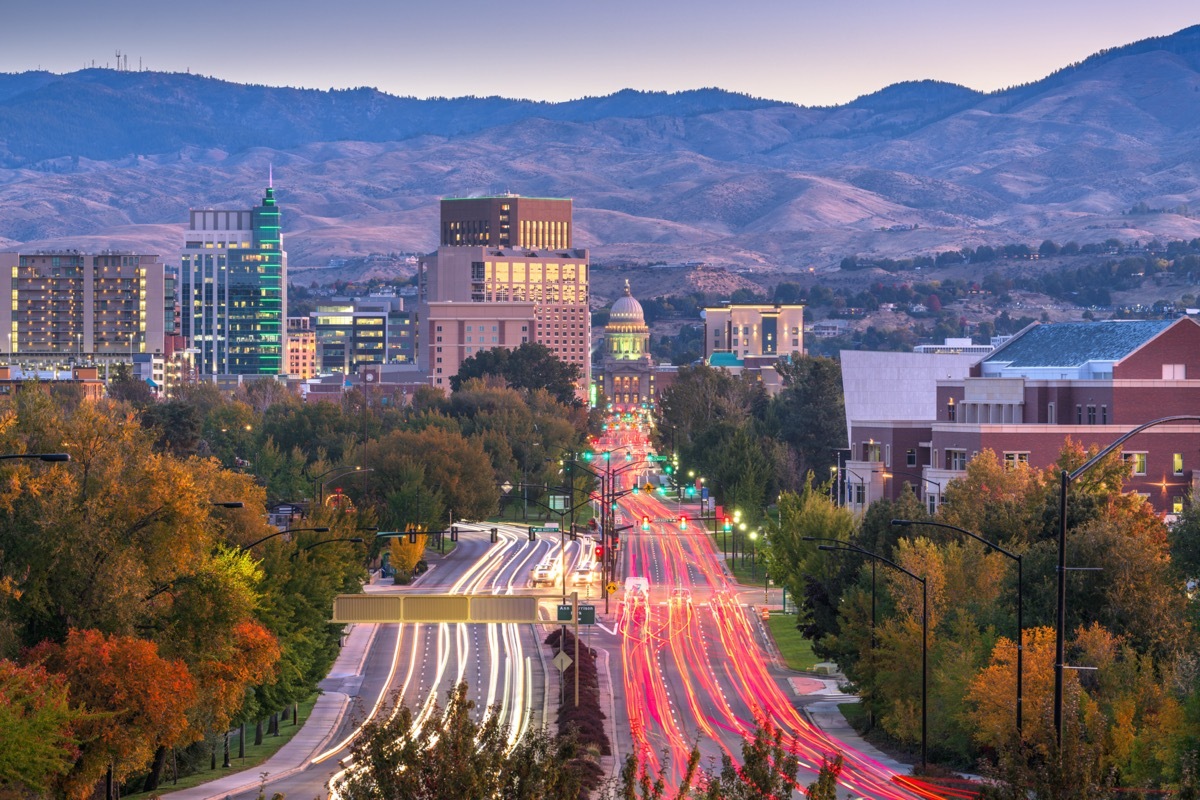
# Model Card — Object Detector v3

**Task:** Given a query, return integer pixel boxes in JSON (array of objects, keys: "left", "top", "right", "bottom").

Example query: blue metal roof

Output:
[
  {"left": 983, "top": 320, "right": 1174, "bottom": 368},
  {"left": 708, "top": 352, "right": 744, "bottom": 368}
]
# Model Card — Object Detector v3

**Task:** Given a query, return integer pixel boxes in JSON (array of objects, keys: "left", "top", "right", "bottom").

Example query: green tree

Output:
[
  {"left": 770, "top": 355, "right": 847, "bottom": 477},
  {"left": 451, "top": 343, "right": 582, "bottom": 407},
  {"left": 336, "top": 682, "right": 585, "bottom": 800},
  {"left": 0, "top": 660, "right": 80, "bottom": 795}
]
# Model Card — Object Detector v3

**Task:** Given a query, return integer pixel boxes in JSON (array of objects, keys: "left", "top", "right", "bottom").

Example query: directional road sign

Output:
[
  {"left": 578, "top": 604, "right": 596, "bottom": 625},
  {"left": 557, "top": 603, "right": 573, "bottom": 622},
  {"left": 531, "top": 526, "right": 559, "bottom": 534}
]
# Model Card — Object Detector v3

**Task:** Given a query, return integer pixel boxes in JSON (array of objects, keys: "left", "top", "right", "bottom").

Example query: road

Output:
[
  {"left": 220, "top": 524, "right": 593, "bottom": 800},
  {"left": 597, "top": 419, "right": 931, "bottom": 799}
]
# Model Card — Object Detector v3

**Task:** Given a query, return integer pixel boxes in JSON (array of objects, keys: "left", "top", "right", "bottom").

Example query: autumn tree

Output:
[
  {"left": 0, "top": 660, "right": 80, "bottom": 796},
  {"left": 29, "top": 629, "right": 197, "bottom": 799},
  {"left": 390, "top": 533, "right": 428, "bottom": 578}
]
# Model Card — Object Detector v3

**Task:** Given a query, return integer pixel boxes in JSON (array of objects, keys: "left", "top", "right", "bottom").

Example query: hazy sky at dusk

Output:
[{"left": 2, "top": 1, "right": 1196, "bottom": 106}]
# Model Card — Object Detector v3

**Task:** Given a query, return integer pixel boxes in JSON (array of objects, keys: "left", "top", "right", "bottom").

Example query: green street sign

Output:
[
  {"left": 531, "top": 526, "right": 559, "bottom": 533},
  {"left": 647, "top": 455, "right": 669, "bottom": 462},
  {"left": 578, "top": 604, "right": 596, "bottom": 625},
  {"left": 557, "top": 604, "right": 573, "bottom": 622}
]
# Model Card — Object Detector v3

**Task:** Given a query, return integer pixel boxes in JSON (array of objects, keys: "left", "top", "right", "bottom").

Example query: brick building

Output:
[{"left": 842, "top": 318, "right": 1200, "bottom": 517}]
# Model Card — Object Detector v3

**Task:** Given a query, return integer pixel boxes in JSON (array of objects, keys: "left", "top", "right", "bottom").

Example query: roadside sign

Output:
[
  {"left": 606, "top": 581, "right": 619, "bottom": 595},
  {"left": 701, "top": 486, "right": 709, "bottom": 500},
  {"left": 552, "top": 650, "right": 573, "bottom": 672},
  {"left": 643, "top": 483, "right": 654, "bottom": 493},
  {"left": 531, "top": 526, "right": 559, "bottom": 533},
  {"left": 557, "top": 604, "right": 573, "bottom": 622},
  {"left": 500, "top": 481, "right": 513, "bottom": 494},
  {"left": 578, "top": 604, "right": 596, "bottom": 625},
  {"left": 647, "top": 455, "right": 668, "bottom": 462}
]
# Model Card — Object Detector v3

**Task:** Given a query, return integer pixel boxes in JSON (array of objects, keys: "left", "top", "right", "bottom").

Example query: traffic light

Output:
[
  {"left": 569, "top": 526, "right": 578, "bottom": 541},
  {"left": 581, "top": 451, "right": 593, "bottom": 462},
  {"left": 595, "top": 545, "right": 604, "bottom": 560},
  {"left": 664, "top": 465, "right": 673, "bottom": 475},
  {"left": 408, "top": 532, "right": 417, "bottom": 544},
  {"left": 723, "top": 517, "right": 732, "bottom": 533},
  {"left": 686, "top": 485, "right": 696, "bottom": 498},
  {"left": 528, "top": 528, "right": 536, "bottom": 542},
  {"left": 657, "top": 486, "right": 667, "bottom": 496},
  {"left": 450, "top": 525, "right": 459, "bottom": 542},
  {"left": 679, "top": 516, "right": 688, "bottom": 530},
  {"left": 642, "top": 515, "right": 651, "bottom": 531},
  {"left": 490, "top": 527, "right": 499, "bottom": 543},
  {"left": 603, "top": 451, "right": 611, "bottom": 461},
  {"left": 632, "top": 484, "right": 640, "bottom": 494},
  {"left": 625, "top": 451, "right": 632, "bottom": 461}
]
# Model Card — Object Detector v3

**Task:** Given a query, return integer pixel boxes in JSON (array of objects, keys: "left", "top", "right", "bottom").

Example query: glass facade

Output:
[{"left": 180, "top": 187, "right": 286, "bottom": 376}]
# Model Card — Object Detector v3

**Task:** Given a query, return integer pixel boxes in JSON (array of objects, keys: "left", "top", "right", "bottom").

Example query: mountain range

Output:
[{"left": 2, "top": 25, "right": 1200, "bottom": 288}]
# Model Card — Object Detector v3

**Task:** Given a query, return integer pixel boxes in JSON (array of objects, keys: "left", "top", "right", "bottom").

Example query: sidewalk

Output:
[
  {"left": 162, "top": 621, "right": 379, "bottom": 800},
  {"left": 791, "top": 677, "right": 913, "bottom": 775}
]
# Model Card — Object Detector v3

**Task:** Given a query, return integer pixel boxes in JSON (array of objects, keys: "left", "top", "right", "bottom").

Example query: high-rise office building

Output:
[
  {"left": 420, "top": 195, "right": 590, "bottom": 395},
  {"left": 180, "top": 185, "right": 287, "bottom": 377},
  {"left": 440, "top": 195, "right": 572, "bottom": 249},
  {"left": 0, "top": 250, "right": 165, "bottom": 368}
]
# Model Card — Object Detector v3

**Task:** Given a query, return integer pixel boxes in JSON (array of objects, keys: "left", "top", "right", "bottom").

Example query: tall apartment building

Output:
[
  {"left": 179, "top": 185, "right": 287, "bottom": 377},
  {"left": 420, "top": 196, "right": 590, "bottom": 394},
  {"left": 441, "top": 195, "right": 572, "bottom": 249},
  {"left": 0, "top": 251, "right": 165, "bottom": 367}
]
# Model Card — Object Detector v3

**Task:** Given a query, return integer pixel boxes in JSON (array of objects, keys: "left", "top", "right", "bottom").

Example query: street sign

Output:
[
  {"left": 552, "top": 650, "right": 573, "bottom": 672},
  {"left": 531, "top": 526, "right": 559, "bottom": 534},
  {"left": 500, "top": 480, "right": 513, "bottom": 494},
  {"left": 578, "top": 604, "right": 596, "bottom": 625},
  {"left": 647, "top": 455, "right": 668, "bottom": 462},
  {"left": 701, "top": 486, "right": 709, "bottom": 500},
  {"left": 643, "top": 483, "right": 654, "bottom": 493},
  {"left": 606, "top": 581, "right": 619, "bottom": 595},
  {"left": 557, "top": 604, "right": 573, "bottom": 622}
]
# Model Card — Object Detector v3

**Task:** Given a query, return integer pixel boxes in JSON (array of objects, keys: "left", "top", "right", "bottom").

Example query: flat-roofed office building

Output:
[
  {"left": 180, "top": 185, "right": 287, "bottom": 377},
  {"left": 440, "top": 195, "right": 572, "bottom": 250}
]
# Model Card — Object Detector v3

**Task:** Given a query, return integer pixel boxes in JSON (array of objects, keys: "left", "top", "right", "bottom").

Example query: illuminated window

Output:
[
  {"left": 1123, "top": 452, "right": 1147, "bottom": 476},
  {"left": 1175, "top": 453, "right": 1184, "bottom": 475}
]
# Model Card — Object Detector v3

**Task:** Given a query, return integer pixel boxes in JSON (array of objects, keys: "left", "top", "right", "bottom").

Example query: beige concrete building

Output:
[
  {"left": 420, "top": 196, "right": 592, "bottom": 393},
  {"left": 287, "top": 316, "right": 317, "bottom": 380},
  {"left": 0, "top": 251, "right": 166, "bottom": 369},
  {"left": 702, "top": 302, "right": 805, "bottom": 394},
  {"left": 422, "top": 302, "right": 537, "bottom": 388}
]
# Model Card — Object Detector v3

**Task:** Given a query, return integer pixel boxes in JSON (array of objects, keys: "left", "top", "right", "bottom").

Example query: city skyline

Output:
[{"left": 0, "top": 1, "right": 1195, "bottom": 106}]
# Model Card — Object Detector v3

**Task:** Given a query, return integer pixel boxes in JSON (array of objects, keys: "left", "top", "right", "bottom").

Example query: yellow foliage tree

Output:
[{"left": 391, "top": 532, "right": 428, "bottom": 576}]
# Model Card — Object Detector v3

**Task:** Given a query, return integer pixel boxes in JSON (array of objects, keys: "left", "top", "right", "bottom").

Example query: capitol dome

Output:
[
  {"left": 604, "top": 280, "right": 650, "bottom": 362},
  {"left": 609, "top": 280, "right": 645, "bottom": 324}
]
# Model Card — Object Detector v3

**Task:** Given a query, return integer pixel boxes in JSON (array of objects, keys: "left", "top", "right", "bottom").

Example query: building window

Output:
[
  {"left": 1047, "top": 402, "right": 1056, "bottom": 424},
  {"left": 1174, "top": 497, "right": 1185, "bottom": 514},
  {"left": 947, "top": 398, "right": 956, "bottom": 422},
  {"left": 906, "top": 449, "right": 917, "bottom": 467},
  {"left": 1087, "top": 405, "right": 1096, "bottom": 425},
  {"left": 865, "top": 442, "right": 882, "bottom": 462},
  {"left": 884, "top": 444, "right": 891, "bottom": 468},
  {"left": 1076, "top": 405, "right": 1083, "bottom": 424},
  {"left": 854, "top": 484, "right": 865, "bottom": 505},
  {"left": 1123, "top": 452, "right": 1147, "bottom": 475},
  {"left": 947, "top": 449, "right": 967, "bottom": 471},
  {"left": 1101, "top": 406, "right": 1107, "bottom": 424},
  {"left": 1004, "top": 452, "right": 1030, "bottom": 468},
  {"left": 1174, "top": 453, "right": 1184, "bottom": 475},
  {"left": 1164, "top": 363, "right": 1186, "bottom": 379}
]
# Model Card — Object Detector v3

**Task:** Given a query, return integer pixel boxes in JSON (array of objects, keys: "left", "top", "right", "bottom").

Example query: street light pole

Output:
[
  {"left": 817, "top": 542, "right": 927, "bottom": 770},
  {"left": 893, "top": 518, "right": 1023, "bottom": 735},
  {"left": 241, "top": 526, "right": 330, "bottom": 551},
  {"left": 1051, "top": 414, "right": 1200, "bottom": 752}
]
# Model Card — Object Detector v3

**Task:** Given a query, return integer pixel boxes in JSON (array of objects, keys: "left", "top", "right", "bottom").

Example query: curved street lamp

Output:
[
  {"left": 0, "top": 452, "right": 70, "bottom": 462},
  {"left": 893, "top": 518, "right": 1023, "bottom": 735},
  {"left": 309, "top": 465, "right": 374, "bottom": 505},
  {"left": 817, "top": 541, "right": 928, "bottom": 770},
  {"left": 1053, "top": 414, "right": 1200, "bottom": 751},
  {"left": 290, "top": 537, "right": 365, "bottom": 561},
  {"left": 241, "top": 526, "right": 330, "bottom": 551}
]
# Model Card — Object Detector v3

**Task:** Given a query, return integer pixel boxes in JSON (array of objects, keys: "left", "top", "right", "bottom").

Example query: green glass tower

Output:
[{"left": 180, "top": 185, "right": 287, "bottom": 376}]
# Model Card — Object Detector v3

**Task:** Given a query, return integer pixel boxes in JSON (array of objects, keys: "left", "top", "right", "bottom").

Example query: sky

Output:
[{"left": 1, "top": 0, "right": 1197, "bottom": 106}]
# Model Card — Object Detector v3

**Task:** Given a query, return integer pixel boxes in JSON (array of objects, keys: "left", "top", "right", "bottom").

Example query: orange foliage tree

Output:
[{"left": 29, "top": 629, "right": 196, "bottom": 798}]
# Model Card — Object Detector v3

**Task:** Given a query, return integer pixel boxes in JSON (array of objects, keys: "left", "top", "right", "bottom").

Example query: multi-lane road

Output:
[{"left": 217, "top": 416, "right": 946, "bottom": 800}]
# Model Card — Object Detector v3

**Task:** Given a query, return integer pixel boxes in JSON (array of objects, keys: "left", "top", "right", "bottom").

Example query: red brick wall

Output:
[{"left": 1116, "top": 318, "right": 1200, "bottom": 380}]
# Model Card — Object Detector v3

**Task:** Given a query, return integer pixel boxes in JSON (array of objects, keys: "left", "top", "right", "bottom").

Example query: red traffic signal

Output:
[
  {"left": 678, "top": 516, "right": 688, "bottom": 530},
  {"left": 595, "top": 545, "right": 604, "bottom": 560},
  {"left": 641, "top": 516, "right": 651, "bottom": 531}
]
